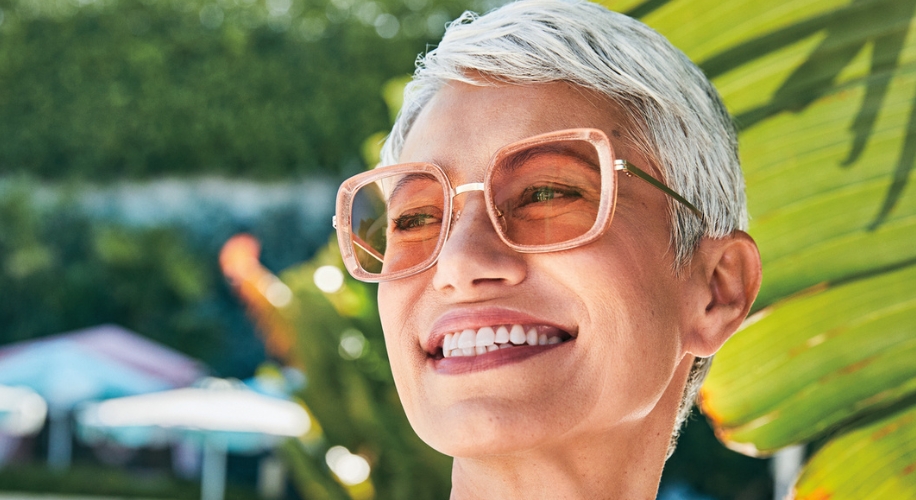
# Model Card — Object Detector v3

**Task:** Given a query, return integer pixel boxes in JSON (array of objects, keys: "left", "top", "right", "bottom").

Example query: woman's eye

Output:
[
  {"left": 393, "top": 213, "right": 438, "bottom": 230},
  {"left": 530, "top": 187, "right": 556, "bottom": 203},
  {"left": 523, "top": 185, "right": 579, "bottom": 205}
]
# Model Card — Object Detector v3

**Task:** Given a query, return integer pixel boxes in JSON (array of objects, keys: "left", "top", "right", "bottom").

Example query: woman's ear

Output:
[{"left": 683, "top": 231, "right": 762, "bottom": 357}]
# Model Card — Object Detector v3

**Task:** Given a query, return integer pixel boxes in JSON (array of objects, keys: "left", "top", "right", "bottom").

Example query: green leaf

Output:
[
  {"left": 737, "top": 62, "right": 916, "bottom": 307},
  {"left": 793, "top": 404, "right": 916, "bottom": 499},
  {"left": 701, "top": 263, "right": 916, "bottom": 455},
  {"left": 625, "top": 0, "right": 916, "bottom": 494}
]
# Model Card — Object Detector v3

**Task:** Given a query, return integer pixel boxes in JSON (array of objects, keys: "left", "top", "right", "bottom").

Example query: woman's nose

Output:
[{"left": 431, "top": 195, "right": 526, "bottom": 295}]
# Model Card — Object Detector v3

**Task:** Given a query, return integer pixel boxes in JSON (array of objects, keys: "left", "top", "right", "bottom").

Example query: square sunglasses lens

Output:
[
  {"left": 350, "top": 172, "right": 446, "bottom": 277},
  {"left": 490, "top": 139, "right": 604, "bottom": 247}
]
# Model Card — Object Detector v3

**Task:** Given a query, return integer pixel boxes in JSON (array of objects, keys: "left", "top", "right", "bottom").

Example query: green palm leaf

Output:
[
  {"left": 793, "top": 404, "right": 916, "bottom": 499},
  {"left": 601, "top": 0, "right": 916, "bottom": 495}
]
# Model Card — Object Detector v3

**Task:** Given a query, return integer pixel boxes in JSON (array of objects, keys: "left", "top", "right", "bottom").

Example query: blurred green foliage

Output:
[
  {"left": 662, "top": 412, "right": 772, "bottom": 499},
  {"left": 269, "top": 240, "right": 452, "bottom": 499},
  {"left": 0, "top": 0, "right": 472, "bottom": 179},
  {"left": 0, "top": 462, "right": 261, "bottom": 499},
  {"left": 0, "top": 177, "right": 335, "bottom": 375},
  {"left": 0, "top": 179, "right": 224, "bottom": 357}
]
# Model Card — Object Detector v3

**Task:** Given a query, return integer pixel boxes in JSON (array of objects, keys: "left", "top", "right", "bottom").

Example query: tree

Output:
[{"left": 0, "top": 0, "right": 472, "bottom": 179}]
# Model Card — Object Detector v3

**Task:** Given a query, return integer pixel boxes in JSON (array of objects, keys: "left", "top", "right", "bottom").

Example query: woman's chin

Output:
[
  {"left": 414, "top": 409, "right": 560, "bottom": 459},
  {"left": 430, "top": 435, "right": 533, "bottom": 459}
]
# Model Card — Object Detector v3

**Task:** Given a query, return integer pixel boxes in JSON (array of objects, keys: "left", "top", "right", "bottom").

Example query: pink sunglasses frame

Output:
[{"left": 333, "top": 128, "right": 702, "bottom": 282}]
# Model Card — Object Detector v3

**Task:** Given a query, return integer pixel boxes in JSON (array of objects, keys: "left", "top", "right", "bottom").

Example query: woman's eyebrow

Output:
[
  {"left": 500, "top": 144, "right": 600, "bottom": 174},
  {"left": 386, "top": 173, "right": 439, "bottom": 203}
]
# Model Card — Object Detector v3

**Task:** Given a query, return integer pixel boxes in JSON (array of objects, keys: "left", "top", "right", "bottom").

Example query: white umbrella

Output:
[
  {"left": 0, "top": 385, "right": 47, "bottom": 436},
  {"left": 0, "top": 324, "right": 206, "bottom": 469},
  {"left": 78, "top": 378, "right": 310, "bottom": 500}
]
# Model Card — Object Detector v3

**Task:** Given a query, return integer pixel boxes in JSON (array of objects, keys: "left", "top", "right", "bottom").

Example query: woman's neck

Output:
[{"left": 448, "top": 358, "right": 692, "bottom": 500}]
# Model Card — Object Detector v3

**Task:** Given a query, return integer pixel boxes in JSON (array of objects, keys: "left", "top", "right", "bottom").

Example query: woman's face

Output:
[{"left": 378, "top": 81, "right": 693, "bottom": 457}]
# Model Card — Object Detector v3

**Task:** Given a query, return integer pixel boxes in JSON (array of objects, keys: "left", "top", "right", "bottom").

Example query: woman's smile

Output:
[{"left": 424, "top": 306, "right": 577, "bottom": 374}]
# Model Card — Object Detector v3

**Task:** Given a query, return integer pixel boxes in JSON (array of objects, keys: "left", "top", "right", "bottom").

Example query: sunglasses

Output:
[{"left": 333, "top": 128, "right": 702, "bottom": 282}]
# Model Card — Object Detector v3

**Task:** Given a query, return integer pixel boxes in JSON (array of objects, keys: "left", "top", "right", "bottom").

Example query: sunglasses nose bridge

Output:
[
  {"left": 437, "top": 185, "right": 512, "bottom": 264},
  {"left": 449, "top": 182, "right": 486, "bottom": 225},
  {"left": 444, "top": 182, "right": 511, "bottom": 250},
  {"left": 453, "top": 182, "right": 485, "bottom": 196}
]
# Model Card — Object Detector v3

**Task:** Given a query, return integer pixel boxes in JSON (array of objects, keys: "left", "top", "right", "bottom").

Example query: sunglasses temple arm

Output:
[
  {"left": 351, "top": 235, "right": 385, "bottom": 264},
  {"left": 619, "top": 161, "right": 703, "bottom": 219}
]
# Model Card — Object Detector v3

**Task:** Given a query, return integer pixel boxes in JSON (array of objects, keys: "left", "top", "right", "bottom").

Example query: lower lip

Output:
[{"left": 430, "top": 340, "right": 574, "bottom": 375}]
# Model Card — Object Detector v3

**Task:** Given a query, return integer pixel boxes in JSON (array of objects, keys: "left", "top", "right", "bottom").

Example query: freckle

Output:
[{"left": 611, "top": 130, "right": 621, "bottom": 138}]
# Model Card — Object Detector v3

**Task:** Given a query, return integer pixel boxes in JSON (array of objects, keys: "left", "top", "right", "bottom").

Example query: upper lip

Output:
[{"left": 425, "top": 306, "right": 577, "bottom": 355}]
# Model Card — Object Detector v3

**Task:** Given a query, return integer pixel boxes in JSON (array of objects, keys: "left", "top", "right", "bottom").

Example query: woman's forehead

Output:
[{"left": 398, "top": 81, "right": 628, "bottom": 182}]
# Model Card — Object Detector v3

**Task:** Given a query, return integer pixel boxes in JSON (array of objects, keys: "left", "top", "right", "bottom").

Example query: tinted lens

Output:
[
  {"left": 490, "top": 139, "right": 603, "bottom": 246},
  {"left": 349, "top": 172, "right": 446, "bottom": 277}
]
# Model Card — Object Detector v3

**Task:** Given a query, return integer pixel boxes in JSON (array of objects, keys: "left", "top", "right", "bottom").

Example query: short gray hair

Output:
[{"left": 380, "top": 0, "right": 747, "bottom": 455}]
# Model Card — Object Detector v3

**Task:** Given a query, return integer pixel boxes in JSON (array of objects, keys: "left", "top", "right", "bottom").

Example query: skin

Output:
[{"left": 377, "top": 81, "right": 762, "bottom": 499}]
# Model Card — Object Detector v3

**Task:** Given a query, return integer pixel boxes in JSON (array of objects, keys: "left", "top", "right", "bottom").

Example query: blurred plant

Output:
[
  {"left": 221, "top": 235, "right": 451, "bottom": 499},
  {"left": 360, "top": 75, "right": 412, "bottom": 168},
  {"left": 0, "top": 180, "right": 226, "bottom": 360},
  {"left": 0, "top": 463, "right": 262, "bottom": 499},
  {"left": 0, "top": 0, "right": 478, "bottom": 180},
  {"left": 221, "top": 234, "right": 299, "bottom": 362},
  {"left": 606, "top": 0, "right": 916, "bottom": 497}
]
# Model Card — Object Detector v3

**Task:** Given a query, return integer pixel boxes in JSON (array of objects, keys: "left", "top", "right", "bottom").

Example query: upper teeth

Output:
[{"left": 441, "top": 324, "right": 563, "bottom": 358}]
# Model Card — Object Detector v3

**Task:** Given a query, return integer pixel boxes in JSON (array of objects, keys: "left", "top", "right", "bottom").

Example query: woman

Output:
[{"left": 334, "top": 0, "right": 762, "bottom": 497}]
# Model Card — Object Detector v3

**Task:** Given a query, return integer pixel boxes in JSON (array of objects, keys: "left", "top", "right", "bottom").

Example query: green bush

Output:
[{"left": 0, "top": 0, "right": 470, "bottom": 180}]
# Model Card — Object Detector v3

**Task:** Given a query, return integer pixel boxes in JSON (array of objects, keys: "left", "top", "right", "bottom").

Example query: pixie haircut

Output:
[{"left": 379, "top": 0, "right": 747, "bottom": 454}]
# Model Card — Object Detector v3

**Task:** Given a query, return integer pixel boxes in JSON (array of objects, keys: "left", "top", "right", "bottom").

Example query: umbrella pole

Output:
[
  {"left": 201, "top": 438, "right": 227, "bottom": 500},
  {"left": 47, "top": 407, "right": 72, "bottom": 471}
]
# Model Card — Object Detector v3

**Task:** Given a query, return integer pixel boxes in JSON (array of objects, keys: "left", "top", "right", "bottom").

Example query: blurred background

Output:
[{"left": 1, "top": 0, "right": 914, "bottom": 498}]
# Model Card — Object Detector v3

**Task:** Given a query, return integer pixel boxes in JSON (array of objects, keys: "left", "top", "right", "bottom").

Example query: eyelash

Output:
[
  {"left": 519, "top": 185, "right": 581, "bottom": 205},
  {"left": 393, "top": 213, "right": 437, "bottom": 230}
]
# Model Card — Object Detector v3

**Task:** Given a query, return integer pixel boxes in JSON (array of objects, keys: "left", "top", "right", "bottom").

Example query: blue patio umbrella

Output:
[
  {"left": 0, "top": 341, "right": 177, "bottom": 406},
  {"left": 0, "top": 324, "right": 206, "bottom": 468}
]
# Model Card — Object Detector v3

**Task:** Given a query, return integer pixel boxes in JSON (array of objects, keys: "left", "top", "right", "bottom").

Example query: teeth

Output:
[
  {"left": 475, "top": 327, "right": 495, "bottom": 347},
  {"left": 494, "top": 326, "right": 509, "bottom": 344},
  {"left": 441, "top": 324, "right": 568, "bottom": 359},
  {"left": 526, "top": 328, "right": 537, "bottom": 346},
  {"left": 458, "top": 329, "right": 476, "bottom": 349},
  {"left": 509, "top": 325, "right": 526, "bottom": 345}
]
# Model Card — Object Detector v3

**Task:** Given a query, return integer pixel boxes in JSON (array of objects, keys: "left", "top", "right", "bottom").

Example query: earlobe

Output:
[{"left": 686, "top": 231, "right": 762, "bottom": 357}]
